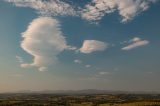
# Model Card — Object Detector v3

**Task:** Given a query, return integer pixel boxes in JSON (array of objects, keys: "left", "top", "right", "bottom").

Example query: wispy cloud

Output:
[
  {"left": 122, "top": 37, "right": 149, "bottom": 50},
  {"left": 85, "top": 64, "right": 91, "bottom": 68},
  {"left": 74, "top": 59, "right": 82, "bottom": 64},
  {"left": 82, "top": 0, "right": 157, "bottom": 22},
  {"left": 20, "top": 17, "right": 74, "bottom": 71},
  {"left": 79, "top": 40, "right": 108, "bottom": 53},
  {"left": 74, "top": 59, "right": 92, "bottom": 68},
  {"left": 5, "top": 0, "right": 158, "bottom": 23},
  {"left": 5, "top": 0, "right": 77, "bottom": 16},
  {"left": 99, "top": 71, "right": 111, "bottom": 75},
  {"left": 38, "top": 67, "right": 48, "bottom": 72}
]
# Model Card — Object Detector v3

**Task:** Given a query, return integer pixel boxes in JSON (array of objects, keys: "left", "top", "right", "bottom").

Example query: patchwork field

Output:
[{"left": 0, "top": 93, "right": 159, "bottom": 106}]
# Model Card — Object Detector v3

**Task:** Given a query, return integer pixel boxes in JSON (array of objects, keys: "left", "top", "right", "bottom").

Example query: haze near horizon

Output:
[{"left": 0, "top": 0, "right": 160, "bottom": 92}]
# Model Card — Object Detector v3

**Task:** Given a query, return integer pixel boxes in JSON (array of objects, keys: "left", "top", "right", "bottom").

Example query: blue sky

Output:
[{"left": 0, "top": 0, "right": 160, "bottom": 92}]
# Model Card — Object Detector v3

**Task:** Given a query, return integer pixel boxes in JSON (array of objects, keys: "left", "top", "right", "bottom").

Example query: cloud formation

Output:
[
  {"left": 5, "top": 0, "right": 77, "bottom": 16},
  {"left": 79, "top": 40, "right": 108, "bottom": 53},
  {"left": 74, "top": 59, "right": 82, "bottom": 64},
  {"left": 20, "top": 17, "right": 73, "bottom": 71},
  {"left": 99, "top": 71, "right": 111, "bottom": 75},
  {"left": 122, "top": 37, "right": 149, "bottom": 50},
  {"left": 5, "top": 0, "right": 158, "bottom": 23},
  {"left": 85, "top": 64, "right": 91, "bottom": 68},
  {"left": 82, "top": 0, "right": 157, "bottom": 22}
]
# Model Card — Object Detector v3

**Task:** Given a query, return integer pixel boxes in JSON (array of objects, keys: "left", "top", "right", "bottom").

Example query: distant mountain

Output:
[
  {"left": 36, "top": 89, "right": 127, "bottom": 94},
  {"left": 6, "top": 89, "right": 158, "bottom": 94}
]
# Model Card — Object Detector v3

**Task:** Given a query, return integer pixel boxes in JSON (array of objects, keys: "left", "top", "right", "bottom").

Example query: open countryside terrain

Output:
[{"left": 0, "top": 93, "right": 160, "bottom": 106}]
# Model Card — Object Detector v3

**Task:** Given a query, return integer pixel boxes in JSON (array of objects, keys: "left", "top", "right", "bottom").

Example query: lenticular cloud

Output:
[{"left": 122, "top": 37, "right": 149, "bottom": 50}]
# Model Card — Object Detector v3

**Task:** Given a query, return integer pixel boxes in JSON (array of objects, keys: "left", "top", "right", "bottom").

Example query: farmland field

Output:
[{"left": 0, "top": 93, "right": 160, "bottom": 106}]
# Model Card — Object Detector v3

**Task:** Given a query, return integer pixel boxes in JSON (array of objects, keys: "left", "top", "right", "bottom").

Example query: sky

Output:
[{"left": 0, "top": 0, "right": 160, "bottom": 92}]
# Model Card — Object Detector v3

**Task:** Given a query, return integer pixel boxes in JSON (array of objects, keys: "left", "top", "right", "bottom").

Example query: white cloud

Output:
[
  {"left": 67, "top": 46, "right": 77, "bottom": 50},
  {"left": 85, "top": 64, "right": 91, "bottom": 68},
  {"left": 74, "top": 59, "right": 82, "bottom": 64},
  {"left": 5, "top": 0, "right": 77, "bottom": 16},
  {"left": 21, "top": 63, "right": 32, "bottom": 68},
  {"left": 99, "top": 71, "right": 111, "bottom": 75},
  {"left": 82, "top": 0, "right": 157, "bottom": 22},
  {"left": 79, "top": 40, "right": 108, "bottom": 53},
  {"left": 20, "top": 17, "right": 74, "bottom": 71},
  {"left": 38, "top": 67, "right": 48, "bottom": 72},
  {"left": 130, "top": 37, "right": 141, "bottom": 42},
  {"left": 81, "top": 0, "right": 117, "bottom": 21},
  {"left": 94, "top": 71, "right": 112, "bottom": 78},
  {"left": 5, "top": 0, "right": 158, "bottom": 23},
  {"left": 122, "top": 37, "right": 149, "bottom": 50}
]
